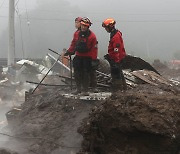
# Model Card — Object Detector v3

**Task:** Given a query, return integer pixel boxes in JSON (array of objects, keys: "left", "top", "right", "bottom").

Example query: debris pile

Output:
[
  {"left": 1, "top": 55, "right": 180, "bottom": 154},
  {"left": 9, "top": 87, "right": 99, "bottom": 154},
  {"left": 152, "top": 59, "right": 180, "bottom": 82},
  {"left": 78, "top": 85, "right": 180, "bottom": 154},
  {"left": 0, "top": 55, "right": 66, "bottom": 103},
  {"left": 6, "top": 83, "right": 179, "bottom": 153}
]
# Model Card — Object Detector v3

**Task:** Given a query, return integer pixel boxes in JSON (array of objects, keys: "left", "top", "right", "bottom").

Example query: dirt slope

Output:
[
  {"left": 7, "top": 65, "right": 180, "bottom": 154},
  {"left": 78, "top": 85, "right": 180, "bottom": 154},
  {"left": 12, "top": 88, "right": 99, "bottom": 154}
]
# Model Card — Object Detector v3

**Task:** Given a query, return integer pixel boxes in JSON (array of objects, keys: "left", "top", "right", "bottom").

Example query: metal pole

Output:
[
  {"left": 69, "top": 55, "right": 73, "bottom": 90},
  {"left": 8, "top": 0, "right": 15, "bottom": 66},
  {"left": 31, "top": 54, "right": 61, "bottom": 94},
  {"left": 47, "top": 53, "right": 70, "bottom": 71}
]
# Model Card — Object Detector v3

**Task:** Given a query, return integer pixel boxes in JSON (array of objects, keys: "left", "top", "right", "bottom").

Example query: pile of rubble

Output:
[
  {"left": 152, "top": 59, "right": 180, "bottom": 81},
  {"left": 0, "top": 53, "right": 179, "bottom": 103},
  {"left": 0, "top": 54, "right": 180, "bottom": 154},
  {"left": 0, "top": 53, "right": 68, "bottom": 104},
  {"left": 6, "top": 83, "right": 180, "bottom": 154},
  {"left": 7, "top": 87, "right": 100, "bottom": 154}
]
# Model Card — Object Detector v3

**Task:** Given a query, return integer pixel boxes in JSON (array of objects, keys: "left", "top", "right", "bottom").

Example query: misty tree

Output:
[
  {"left": 0, "top": 0, "right": 82, "bottom": 58},
  {"left": 173, "top": 51, "right": 180, "bottom": 60},
  {"left": 36, "top": 0, "right": 70, "bottom": 10}
]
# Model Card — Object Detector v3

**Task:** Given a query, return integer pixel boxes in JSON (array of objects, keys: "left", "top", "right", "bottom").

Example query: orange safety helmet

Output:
[
  {"left": 75, "top": 17, "right": 82, "bottom": 22},
  {"left": 81, "top": 17, "right": 92, "bottom": 27},
  {"left": 102, "top": 18, "right": 116, "bottom": 28}
]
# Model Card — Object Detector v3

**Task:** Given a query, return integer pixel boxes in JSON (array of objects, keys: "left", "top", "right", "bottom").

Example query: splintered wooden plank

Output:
[
  {"left": 143, "top": 70, "right": 170, "bottom": 85},
  {"left": 131, "top": 70, "right": 171, "bottom": 86},
  {"left": 131, "top": 70, "right": 158, "bottom": 86}
]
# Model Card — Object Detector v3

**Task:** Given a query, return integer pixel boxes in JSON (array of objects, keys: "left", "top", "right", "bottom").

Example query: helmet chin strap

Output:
[{"left": 108, "top": 26, "right": 115, "bottom": 32}]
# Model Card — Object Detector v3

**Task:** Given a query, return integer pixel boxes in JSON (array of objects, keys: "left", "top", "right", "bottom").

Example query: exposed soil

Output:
[
  {"left": 2, "top": 60, "right": 180, "bottom": 154},
  {"left": 6, "top": 83, "right": 179, "bottom": 154},
  {"left": 78, "top": 85, "right": 180, "bottom": 154},
  {"left": 10, "top": 87, "right": 99, "bottom": 154}
]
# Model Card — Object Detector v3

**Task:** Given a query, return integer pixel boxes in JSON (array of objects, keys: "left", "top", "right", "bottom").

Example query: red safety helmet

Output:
[
  {"left": 75, "top": 17, "right": 82, "bottom": 22},
  {"left": 102, "top": 18, "right": 116, "bottom": 28},
  {"left": 81, "top": 17, "right": 92, "bottom": 27}
]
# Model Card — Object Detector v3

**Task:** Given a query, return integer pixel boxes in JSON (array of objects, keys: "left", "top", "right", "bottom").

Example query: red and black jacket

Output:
[
  {"left": 68, "top": 30, "right": 98, "bottom": 60},
  {"left": 108, "top": 29, "right": 126, "bottom": 63}
]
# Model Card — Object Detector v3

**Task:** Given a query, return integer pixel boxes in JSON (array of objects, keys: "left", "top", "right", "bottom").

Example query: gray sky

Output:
[
  {"left": 0, "top": 0, "right": 180, "bottom": 61},
  {"left": 0, "top": 0, "right": 36, "bottom": 32}
]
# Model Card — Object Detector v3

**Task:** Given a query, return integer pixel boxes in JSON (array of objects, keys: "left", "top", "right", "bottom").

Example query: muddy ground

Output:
[
  {"left": 7, "top": 86, "right": 180, "bottom": 154},
  {"left": 76, "top": 62, "right": 180, "bottom": 154},
  {"left": 1, "top": 61, "right": 180, "bottom": 154},
  {"left": 9, "top": 87, "right": 100, "bottom": 154},
  {"left": 78, "top": 85, "right": 180, "bottom": 154}
]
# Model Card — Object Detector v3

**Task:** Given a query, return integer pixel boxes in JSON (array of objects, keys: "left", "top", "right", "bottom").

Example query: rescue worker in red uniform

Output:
[
  {"left": 68, "top": 17, "right": 82, "bottom": 53},
  {"left": 65, "top": 17, "right": 98, "bottom": 95},
  {"left": 61, "top": 17, "right": 81, "bottom": 76},
  {"left": 102, "top": 18, "right": 127, "bottom": 91}
]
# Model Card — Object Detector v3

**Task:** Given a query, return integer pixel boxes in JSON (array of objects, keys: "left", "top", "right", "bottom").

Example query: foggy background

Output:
[{"left": 0, "top": 0, "right": 180, "bottom": 62}]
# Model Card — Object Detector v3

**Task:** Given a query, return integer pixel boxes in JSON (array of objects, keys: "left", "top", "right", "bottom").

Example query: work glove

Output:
[
  {"left": 104, "top": 54, "right": 115, "bottom": 66},
  {"left": 64, "top": 50, "right": 75, "bottom": 56},
  {"left": 104, "top": 54, "right": 109, "bottom": 60}
]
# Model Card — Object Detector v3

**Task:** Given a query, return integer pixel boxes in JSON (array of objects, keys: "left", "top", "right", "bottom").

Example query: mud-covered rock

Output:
[{"left": 78, "top": 85, "right": 180, "bottom": 154}]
